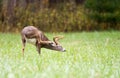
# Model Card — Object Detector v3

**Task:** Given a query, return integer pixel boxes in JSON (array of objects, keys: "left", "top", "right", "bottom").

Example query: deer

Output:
[{"left": 21, "top": 26, "right": 66, "bottom": 56}]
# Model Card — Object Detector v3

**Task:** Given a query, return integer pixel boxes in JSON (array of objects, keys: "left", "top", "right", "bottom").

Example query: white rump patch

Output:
[{"left": 26, "top": 38, "right": 36, "bottom": 45}]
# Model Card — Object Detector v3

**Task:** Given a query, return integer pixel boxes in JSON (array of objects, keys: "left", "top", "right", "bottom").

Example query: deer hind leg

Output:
[{"left": 22, "top": 37, "right": 26, "bottom": 56}]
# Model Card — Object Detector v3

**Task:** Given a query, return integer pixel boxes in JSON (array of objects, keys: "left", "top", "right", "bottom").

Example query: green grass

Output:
[{"left": 0, "top": 31, "right": 120, "bottom": 78}]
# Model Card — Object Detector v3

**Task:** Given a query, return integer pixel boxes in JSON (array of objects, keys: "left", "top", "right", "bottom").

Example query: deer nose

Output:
[{"left": 62, "top": 48, "right": 66, "bottom": 52}]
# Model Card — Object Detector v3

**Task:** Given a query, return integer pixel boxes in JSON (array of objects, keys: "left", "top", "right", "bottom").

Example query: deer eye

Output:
[{"left": 49, "top": 42, "right": 55, "bottom": 46}]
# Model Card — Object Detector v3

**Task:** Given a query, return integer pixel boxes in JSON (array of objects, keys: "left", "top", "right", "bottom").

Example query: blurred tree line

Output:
[
  {"left": 0, "top": 0, "right": 120, "bottom": 32},
  {"left": 85, "top": 0, "right": 120, "bottom": 30}
]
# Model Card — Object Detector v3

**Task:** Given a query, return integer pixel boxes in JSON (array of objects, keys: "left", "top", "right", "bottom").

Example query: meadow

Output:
[{"left": 0, "top": 31, "right": 120, "bottom": 78}]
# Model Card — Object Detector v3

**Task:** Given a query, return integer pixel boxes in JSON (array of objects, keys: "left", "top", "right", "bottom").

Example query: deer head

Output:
[{"left": 42, "top": 36, "right": 66, "bottom": 52}]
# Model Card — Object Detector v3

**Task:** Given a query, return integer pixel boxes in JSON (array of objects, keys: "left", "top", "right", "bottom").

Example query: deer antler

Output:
[{"left": 53, "top": 36, "right": 64, "bottom": 45}]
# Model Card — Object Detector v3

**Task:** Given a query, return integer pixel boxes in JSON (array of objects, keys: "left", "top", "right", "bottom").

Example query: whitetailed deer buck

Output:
[{"left": 21, "top": 26, "right": 66, "bottom": 56}]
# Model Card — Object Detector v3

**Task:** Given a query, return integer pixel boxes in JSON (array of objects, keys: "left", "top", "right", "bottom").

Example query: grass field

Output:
[{"left": 0, "top": 31, "right": 120, "bottom": 78}]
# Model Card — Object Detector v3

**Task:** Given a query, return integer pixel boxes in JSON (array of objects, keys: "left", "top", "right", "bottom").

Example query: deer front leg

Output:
[{"left": 36, "top": 42, "right": 41, "bottom": 55}]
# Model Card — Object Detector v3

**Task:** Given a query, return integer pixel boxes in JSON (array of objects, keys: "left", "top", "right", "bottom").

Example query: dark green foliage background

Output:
[
  {"left": 85, "top": 0, "right": 120, "bottom": 23},
  {"left": 0, "top": 0, "right": 120, "bottom": 32}
]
